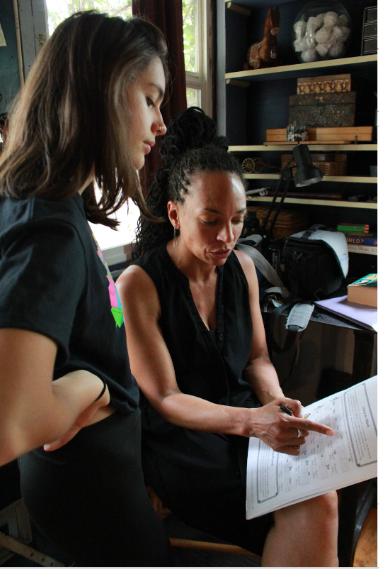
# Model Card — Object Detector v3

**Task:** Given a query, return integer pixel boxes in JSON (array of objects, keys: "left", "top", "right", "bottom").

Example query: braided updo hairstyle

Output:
[{"left": 132, "top": 107, "right": 246, "bottom": 259}]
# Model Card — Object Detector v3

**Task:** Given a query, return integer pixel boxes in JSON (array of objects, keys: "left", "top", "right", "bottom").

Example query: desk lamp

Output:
[{"left": 260, "top": 144, "right": 323, "bottom": 244}]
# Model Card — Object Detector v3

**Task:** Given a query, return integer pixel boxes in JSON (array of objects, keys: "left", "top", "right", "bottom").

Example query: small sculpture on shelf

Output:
[
  {"left": 292, "top": 1, "right": 352, "bottom": 62},
  {"left": 244, "top": 6, "right": 280, "bottom": 70}
]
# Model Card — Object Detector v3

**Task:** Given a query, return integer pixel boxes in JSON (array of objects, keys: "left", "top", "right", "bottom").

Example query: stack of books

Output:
[
  {"left": 337, "top": 223, "right": 377, "bottom": 256},
  {"left": 347, "top": 274, "right": 377, "bottom": 308}
]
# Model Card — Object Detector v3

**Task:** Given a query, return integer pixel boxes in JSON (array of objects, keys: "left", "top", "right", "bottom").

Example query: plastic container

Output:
[{"left": 292, "top": 1, "right": 352, "bottom": 63}]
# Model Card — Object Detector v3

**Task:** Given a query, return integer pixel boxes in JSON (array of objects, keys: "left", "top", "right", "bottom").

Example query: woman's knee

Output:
[
  {"left": 313, "top": 491, "right": 339, "bottom": 522},
  {"left": 274, "top": 491, "right": 338, "bottom": 531}
]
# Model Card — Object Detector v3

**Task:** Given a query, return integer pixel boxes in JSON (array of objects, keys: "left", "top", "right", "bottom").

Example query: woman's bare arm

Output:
[
  {"left": 0, "top": 328, "right": 110, "bottom": 466},
  {"left": 117, "top": 264, "right": 333, "bottom": 456}
]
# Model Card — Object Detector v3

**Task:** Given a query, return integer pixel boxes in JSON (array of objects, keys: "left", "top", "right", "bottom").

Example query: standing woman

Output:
[{"left": 0, "top": 11, "right": 171, "bottom": 567}]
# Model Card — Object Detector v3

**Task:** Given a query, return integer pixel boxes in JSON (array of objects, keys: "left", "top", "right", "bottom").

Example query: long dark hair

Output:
[
  {"left": 0, "top": 11, "right": 168, "bottom": 228},
  {"left": 133, "top": 107, "right": 246, "bottom": 257}
]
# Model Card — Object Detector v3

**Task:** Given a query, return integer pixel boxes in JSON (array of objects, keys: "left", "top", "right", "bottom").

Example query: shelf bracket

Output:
[
  {"left": 225, "top": 2, "right": 251, "bottom": 17},
  {"left": 226, "top": 78, "right": 250, "bottom": 88}
]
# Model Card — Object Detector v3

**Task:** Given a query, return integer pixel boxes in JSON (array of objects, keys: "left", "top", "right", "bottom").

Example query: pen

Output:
[{"left": 280, "top": 404, "right": 293, "bottom": 416}]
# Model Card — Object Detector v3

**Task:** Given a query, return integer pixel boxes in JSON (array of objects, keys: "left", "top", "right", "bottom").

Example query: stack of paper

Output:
[{"left": 246, "top": 376, "right": 377, "bottom": 519}]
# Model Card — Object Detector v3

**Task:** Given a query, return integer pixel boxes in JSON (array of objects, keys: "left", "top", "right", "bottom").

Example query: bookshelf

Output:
[
  {"left": 216, "top": 0, "right": 377, "bottom": 274},
  {"left": 220, "top": 6, "right": 378, "bottom": 359}
]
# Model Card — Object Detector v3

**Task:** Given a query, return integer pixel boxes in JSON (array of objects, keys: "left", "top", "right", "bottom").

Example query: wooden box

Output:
[
  {"left": 297, "top": 74, "right": 351, "bottom": 95},
  {"left": 288, "top": 92, "right": 356, "bottom": 127},
  {"left": 247, "top": 206, "right": 309, "bottom": 239},
  {"left": 266, "top": 128, "right": 287, "bottom": 142},
  {"left": 307, "top": 126, "right": 373, "bottom": 142}
]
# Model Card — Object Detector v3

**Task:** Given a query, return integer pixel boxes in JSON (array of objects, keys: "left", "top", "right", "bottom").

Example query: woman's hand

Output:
[
  {"left": 43, "top": 371, "right": 110, "bottom": 452},
  {"left": 250, "top": 397, "right": 334, "bottom": 456}
]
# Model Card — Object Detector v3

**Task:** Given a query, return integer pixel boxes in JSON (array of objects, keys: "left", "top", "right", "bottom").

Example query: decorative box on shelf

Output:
[
  {"left": 288, "top": 92, "right": 356, "bottom": 127},
  {"left": 296, "top": 74, "right": 351, "bottom": 95}
]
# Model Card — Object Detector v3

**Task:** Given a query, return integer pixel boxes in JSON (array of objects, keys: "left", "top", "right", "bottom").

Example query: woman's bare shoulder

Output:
[
  {"left": 234, "top": 248, "right": 256, "bottom": 274},
  {"left": 116, "top": 264, "right": 159, "bottom": 306}
]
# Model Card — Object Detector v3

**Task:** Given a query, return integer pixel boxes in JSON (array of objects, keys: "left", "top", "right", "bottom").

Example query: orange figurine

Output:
[{"left": 245, "top": 6, "right": 280, "bottom": 70}]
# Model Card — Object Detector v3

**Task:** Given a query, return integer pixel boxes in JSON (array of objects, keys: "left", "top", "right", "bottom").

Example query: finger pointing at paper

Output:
[{"left": 251, "top": 398, "right": 334, "bottom": 456}]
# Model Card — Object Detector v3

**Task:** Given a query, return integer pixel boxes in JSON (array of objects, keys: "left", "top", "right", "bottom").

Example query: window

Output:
[
  {"left": 183, "top": 0, "right": 212, "bottom": 115},
  {"left": 43, "top": 0, "right": 211, "bottom": 263},
  {"left": 46, "top": 0, "right": 132, "bottom": 35}
]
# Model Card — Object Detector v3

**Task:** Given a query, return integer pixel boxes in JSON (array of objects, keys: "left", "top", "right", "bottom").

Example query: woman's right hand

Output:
[
  {"left": 250, "top": 398, "right": 334, "bottom": 456},
  {"left": 0, "top": 329, "right": 113, "bottom": 466}
]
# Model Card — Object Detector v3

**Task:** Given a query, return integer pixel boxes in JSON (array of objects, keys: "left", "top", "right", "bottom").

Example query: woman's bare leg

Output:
[{"left": 261, "top": 491, "right": 339, "bottom": 567}]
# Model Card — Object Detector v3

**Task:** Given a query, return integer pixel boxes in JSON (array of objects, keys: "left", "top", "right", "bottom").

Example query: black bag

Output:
[
  {"left": 282, "top": 234, "right": 345, "bottom": 301},
  {"left": 269, "top": 225, "right": 347, "bottom": 354}
]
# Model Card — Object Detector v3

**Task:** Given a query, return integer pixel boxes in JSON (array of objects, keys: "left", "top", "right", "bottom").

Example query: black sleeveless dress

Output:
[{"left": 133, "top": 244, "right": 273, "bottom": 554}]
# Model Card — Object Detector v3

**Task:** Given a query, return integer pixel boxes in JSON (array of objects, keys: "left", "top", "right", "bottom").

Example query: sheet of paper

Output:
[
  {"left": 315, "top": 295, "right": 377, "bottom": 331},
  {"left": 246, "top": 376, "right": 377, "bottom": 519}
]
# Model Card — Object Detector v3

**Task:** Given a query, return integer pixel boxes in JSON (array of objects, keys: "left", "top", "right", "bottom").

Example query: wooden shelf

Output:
[
  {"left": 246, "top": 196, "right": 377, "bottom": 209},
  {"left": 225, "top": 55, "right": 377, "bottom": 83},
  {"left": 244, "top": 174, "right": 377, "bottom": 184},
  {"left": 230, "top": 144, "right": 378, "bottom": 152},
  {"left": 225, "top": 0, "right": 305, "bottom": 9}
]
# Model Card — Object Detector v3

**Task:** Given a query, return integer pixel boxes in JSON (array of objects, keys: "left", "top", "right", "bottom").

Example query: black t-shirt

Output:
[{"left": 0, "top": 193, "right": 139, "bottom": 415}]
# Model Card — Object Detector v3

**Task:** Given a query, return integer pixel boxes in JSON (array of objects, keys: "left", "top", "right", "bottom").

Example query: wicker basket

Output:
[
  {"left": 247, "top": 206, "right": 309, "bottom": 239},
  {"left": 281, "top": 153, "right": 347, "bottom": 176}
]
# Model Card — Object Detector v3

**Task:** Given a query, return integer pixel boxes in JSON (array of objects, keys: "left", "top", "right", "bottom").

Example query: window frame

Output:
[{"left": 185, "top": 0, "right": 213, "bottom": 117}]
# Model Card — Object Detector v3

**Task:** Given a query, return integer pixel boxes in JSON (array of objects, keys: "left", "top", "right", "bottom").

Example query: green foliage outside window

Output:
[
  {"left": 47, "top": 0, "right": 198, "bottom": 75},
  {"left": 46, "top": 0, "right": 132, "bottom": 35},
  {"left": 182, "top": 0, "right": 196, "bottom": 73}
]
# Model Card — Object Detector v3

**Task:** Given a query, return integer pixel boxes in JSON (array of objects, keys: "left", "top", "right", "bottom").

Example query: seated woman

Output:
[{"left": 117, "top": 107, "right": 339, "bottom": 567}]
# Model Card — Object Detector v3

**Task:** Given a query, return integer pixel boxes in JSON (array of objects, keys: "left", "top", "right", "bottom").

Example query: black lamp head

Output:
[{"left": 292, "top": 144, "right": 323, "bottom": 187}]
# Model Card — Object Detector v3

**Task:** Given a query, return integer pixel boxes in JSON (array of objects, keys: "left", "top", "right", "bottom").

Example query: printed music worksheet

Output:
[{"left": 246, "top": 376, "right": 377, "bottom": 519}]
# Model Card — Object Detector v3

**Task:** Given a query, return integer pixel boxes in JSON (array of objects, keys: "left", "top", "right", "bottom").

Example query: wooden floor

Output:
[{"left": 353, "top": 507, "right": 377, "bottom": 568}]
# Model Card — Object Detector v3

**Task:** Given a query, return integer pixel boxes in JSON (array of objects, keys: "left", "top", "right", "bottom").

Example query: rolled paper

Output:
[
  {"left": 328, "top": 41, "right": 344, "bottom": 57},
  {"left": 303, "top": 32, "right": 316, "bottom": 48},
  {"left": 315, "top": 26, "right": 332, "bottom": 43},
  {"left": 316, "top": 43, "right": 329, "bottom": 57},
  {"left": 324, "top": 11, "right": 338, "bottom": 27},
  {"left": 301, "top": 47, "right": 317, "bottom": 62},
  {"left": 330, "top": 25, "right": 344, "bottom": 41},
  {"left": 314, "top": 13, "right": 325, "bottom": 27},
  {"left": 306, "top": 16, "right": 319, "bottom": 35},
  {"left": 337, "top": 14, "right": 349, "bottom": 27},
  {"left": 340, "top": 26, "right": 351, "bottom": 41},
  {"left": 293, "top": 38, "right": 304, "bottom": 52},
  {"left": 294, "top": 19, "right": 306, "bottom": 39}
]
